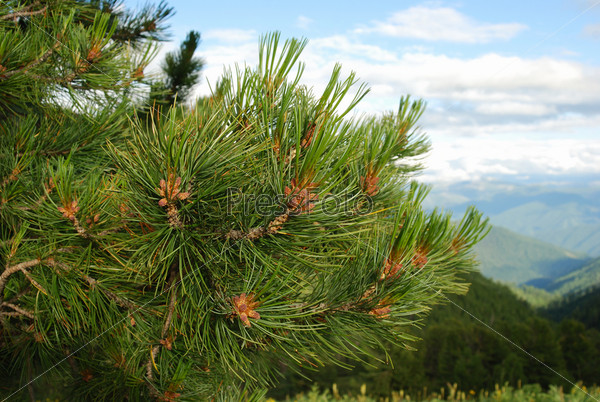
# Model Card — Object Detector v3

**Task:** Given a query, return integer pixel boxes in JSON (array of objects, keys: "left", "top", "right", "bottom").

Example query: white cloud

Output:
[
  {"left": 355, "top": 6, "right": 527, "bottom": 43},
  {"left": 345, "top": 52, "right": 594, "bottom": 103},
  {"left": 297, "top": 15, "right": 313, "bottom": 30},
  {"left": 291, "top": 46, "right": 600, "bottom": 130},
  {"left": 421, "top": 136, "right": 600, "bottom": 183},
  {"left": 309, "top": 35, "right": 399, "bottom": 62},
  {"left": 584, "top": 23, "right": 600, "bottom": 37},
  {"left": 203, "top": 29, "right": 257, "bottom": 43},
  {"left": 189, "top": 32, "right": 600, "bottom": 184},
  {"left": 475, "top": 102, "right": 556, "bottom": 116}
]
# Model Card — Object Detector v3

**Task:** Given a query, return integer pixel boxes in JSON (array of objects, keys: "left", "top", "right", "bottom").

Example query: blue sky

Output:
[{"left": 126, "top": 0, "right": 600, "bottom": 185}]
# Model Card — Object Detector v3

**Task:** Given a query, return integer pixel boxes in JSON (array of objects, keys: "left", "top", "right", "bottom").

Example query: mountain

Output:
[
  {"left": 473, "top": 225, "right": 589, "bottom": 285},
  {"left": 472, "top": 227, "right": 600, "bottom": 307},
  {"left": 491, "top": 202, "right": 600, "bottom": 257},
  {"left": 543, "top": 256, "right": 600, "bottom": 295},
  {"left": 426, "top": 179, "right": 600, "bottom": 257},
  {"left": 543, "top": 284, "right": 600, "bottom": 329}
]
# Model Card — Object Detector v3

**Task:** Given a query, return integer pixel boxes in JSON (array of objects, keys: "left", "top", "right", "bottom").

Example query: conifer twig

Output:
[
  {"left": 225, "top": 210, "right": 290, "bottom": 241},
  {"left": 1, "top": 302, "right": 34, "bottom": 319},
  {"left": 0, "top": 259, "right": 42, "bottom": 305},
  {"left": 0, "top": 247, "right": 74, "bottom": 303},
  {"left": 0, "top": 251, "right": 135, "bottom": 314},
  {"left": 0, "top": 2, "right": 46, "bottom": 20},
  {"left": 5, "top": 285, "right": 31, "bottom": 304},
  {"left": 146, "top": 266, "right": 179, "bottom": 383},
  {"left": 43, "top": 258, "right": 138, "bottom": 310},
  {"left": 1, "top": 41, "right": 60, "bottom": 79},
  {"left": 82, "top": 275, "right": 136, "bottom": 310}
]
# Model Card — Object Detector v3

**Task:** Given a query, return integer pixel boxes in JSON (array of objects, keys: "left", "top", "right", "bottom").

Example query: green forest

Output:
[{"left": 268, "top": 271, "right": 600, "bottom": 400}]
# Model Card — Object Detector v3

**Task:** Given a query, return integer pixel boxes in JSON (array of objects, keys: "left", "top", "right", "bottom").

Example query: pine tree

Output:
[
  {"left": 0, "top": 0, "right": 172, "bottom": 399},
  {"left": 1, "top": 2, "right": 489, "bottom": 399},
  {"left": 143, "top": 30, "right": 204, "bottom": 116},
  {"left": 160, "top": 30, "right": 204, "bottom": 106}
]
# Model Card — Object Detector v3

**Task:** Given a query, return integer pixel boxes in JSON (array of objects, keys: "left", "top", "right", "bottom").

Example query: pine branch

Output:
[
  {"left": 43, "top": 258, "right": 138, "bottom": 311},
  {"left": 0, "top": 3, "right": 47, "bottom": 20},
  {"left": 82, "top": 275, "right": 136, "bottom": 310},
  {"left": 0, "top": 311, "right": 29, "bottom": 317},
  {"left": 146, "top": 266, "right": 179, "bottom": 384},
  {"left": 161, "top": 269, "right": 179, "bottom": 337},
  {"left": 5, "top": 285, "right": 31, "bottom": 304},
  {"left": 0, "top": 258, "right": 42, "bottom": 305},
  {"left": 1, "top": 41, "right": 61, "bottom": 80},
  {"left": 225, "top": 185, "right": 317, "bottom": 241},
  {"left": 0, "top": 26, "right": 491, "bottom": 397},
  {"left": 18, "top": 268, "right": 49, "bottom": 297},
  {"left": 70, "top": 216, "right": 91, "bottom": 238},
  {"left": 1, "top": 302, "right": 34, "bottom": 319},
  {"left": 16, "top": 183, "right": 54, "bottom": 212},
  {"left": 226, "top": 210, "right": 290, "bottom": 241},
  {"left": 0, "top": 251, "right": 136, "bottom": 315}
]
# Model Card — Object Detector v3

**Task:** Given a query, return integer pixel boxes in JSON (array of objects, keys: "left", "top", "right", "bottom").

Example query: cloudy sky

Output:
[{"left": 128, "top": 0, "right": 600, "bottom": 185}]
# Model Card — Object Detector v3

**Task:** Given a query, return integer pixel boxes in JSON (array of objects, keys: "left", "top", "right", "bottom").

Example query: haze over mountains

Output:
[
  {"left": 426, "top": 176, "right": 600, "bottom": 256},
  {"left": 425, "top": 176, "right": 600, "bottom": 298},
  {"left": 473, "top": 226, "right": 588, "bottom": 285}
]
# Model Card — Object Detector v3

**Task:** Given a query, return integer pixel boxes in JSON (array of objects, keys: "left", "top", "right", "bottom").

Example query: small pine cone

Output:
[
  {"left": 246, "top": 227, "right": 266, "bottom": 240},
  {"left": 166, "top": 204, "right": 183, "bottom": 229},
  {"left": 267, "top": 213, "right": 289, "bottom": 233},
  {"left": 226, "top": 230, "right": 244, "bottom": 240}
]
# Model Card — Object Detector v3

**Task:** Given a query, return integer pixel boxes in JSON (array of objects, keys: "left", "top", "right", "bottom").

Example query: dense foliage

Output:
[
  {"left": 285, "top": 382, "right": 600, "bottom": 402},
  {"left": 270, "top": 272, "right": 600, "bottom": 399},
  {"left": 1, "top": 1, "right": 491, "bottom": 400},
  {"left": 544, "top": 284, "right": 600, "bottom": 329}
]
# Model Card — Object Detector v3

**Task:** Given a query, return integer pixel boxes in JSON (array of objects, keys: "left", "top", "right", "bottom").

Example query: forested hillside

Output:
[
  {"left": 471, "top": 226, "right": 600, "bottom": 309},
  {"left": 544, "top": 285, "right": 600, "bottom": 330},
  {"left": 269, "top": 271, "right": 600, "bottom": 399},
  {"left": 473, "top": 226, "right": 588, "bottom": 284},
  {"left": 427, "top": 182, "right": 600, "bottom": 257},
  {"left": 543, "top": 257, "right": 600, "bottom": 295}
]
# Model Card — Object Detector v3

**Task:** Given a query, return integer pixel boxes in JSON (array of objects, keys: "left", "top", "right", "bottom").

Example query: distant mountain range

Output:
[
  {"left": 471, "top": 224, "right": 600, "bottom": 305},
  {"left": 473, "top": 226, "right": 589, "bottom": 285},
  {"left": 490, "top": 201, "right": 600, "bottom": 257},
  {"left": 424, "top": 178, "right": 600, "bottom": 303},
  {"left": 542, "top": 256, "right": 600, "bottom": 295},
  {"left": 425, "top": 178, "right": 600, "bottom": 257}
]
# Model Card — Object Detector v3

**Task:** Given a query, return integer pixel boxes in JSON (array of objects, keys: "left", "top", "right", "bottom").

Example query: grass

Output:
[{"left": 270, "top": 382, "right": 600, "bottom": 401}]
